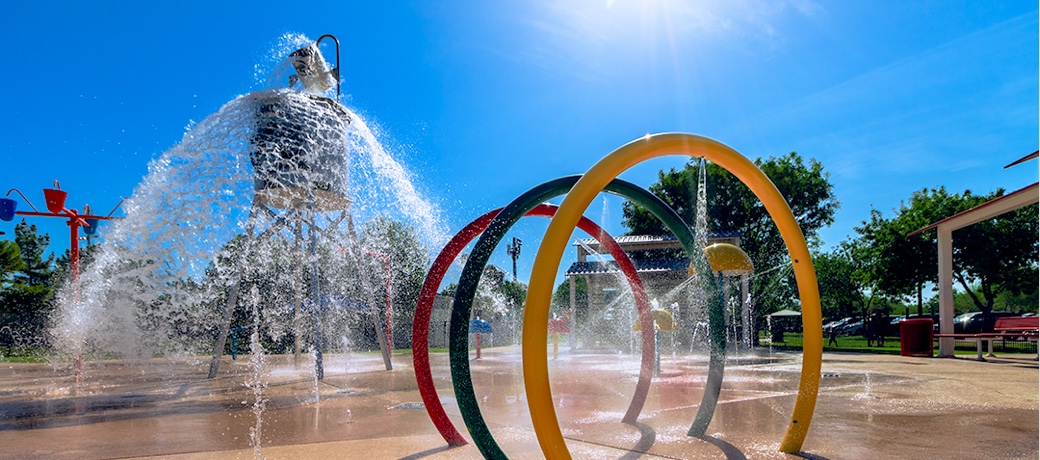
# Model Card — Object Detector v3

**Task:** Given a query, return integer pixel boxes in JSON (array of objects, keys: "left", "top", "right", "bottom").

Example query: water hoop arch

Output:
[
  {"left": 411, "top": 202, "right": 652, "bottom": 447},
  {"left": 447, "top": 176, "right": 713, "bottom": 459},
  {"left": 523, "top": 133, "right": 823, "bottom": 458}
]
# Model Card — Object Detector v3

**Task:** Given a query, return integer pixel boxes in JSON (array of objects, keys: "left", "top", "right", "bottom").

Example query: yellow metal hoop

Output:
[{"left": 522, "top": 133, "right": 822, "bottom": 458}]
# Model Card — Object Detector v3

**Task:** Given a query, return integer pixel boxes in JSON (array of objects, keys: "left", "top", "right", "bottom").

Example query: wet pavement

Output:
[{"left": 1, "top": 346, "right": 1036, "bottom": 459}]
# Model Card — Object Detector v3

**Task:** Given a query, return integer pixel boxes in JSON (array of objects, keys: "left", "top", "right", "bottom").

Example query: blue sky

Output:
[{"left": 1, "top": 1, "right": 1036, "bottom": 284}]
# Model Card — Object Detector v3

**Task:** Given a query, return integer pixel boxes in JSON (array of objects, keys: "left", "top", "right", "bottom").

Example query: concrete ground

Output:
[{"left": 0, "top": 346, "right": 1036, "bottom": 459}]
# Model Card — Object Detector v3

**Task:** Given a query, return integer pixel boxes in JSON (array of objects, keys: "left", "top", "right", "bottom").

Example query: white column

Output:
[{"left": 937, "top": 225, "right": 955, "bottom": 357}]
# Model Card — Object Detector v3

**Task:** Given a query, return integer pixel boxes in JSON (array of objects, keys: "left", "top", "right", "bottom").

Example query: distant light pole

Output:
[{"left": 506, "top": 237, "right": 522, "bottom": 282}]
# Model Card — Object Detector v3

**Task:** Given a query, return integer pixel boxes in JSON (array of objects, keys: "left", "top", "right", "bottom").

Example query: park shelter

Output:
[
  {"left": 909, "top": 151, "right": 1038, "bottom": 357},
  {"left": 769, "top": 309, "right": 802, "bottom": 317},
  {"left": 767, "top": 309, "right": 803, "bottom": 331},
  {"left": 563, "top": 233, "right": 742, "bottom": 348}
]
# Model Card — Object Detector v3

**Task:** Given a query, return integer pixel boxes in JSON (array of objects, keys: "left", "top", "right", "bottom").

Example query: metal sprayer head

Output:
[{"left": 287, "top": 35, "right": 342, "bottom": 99}]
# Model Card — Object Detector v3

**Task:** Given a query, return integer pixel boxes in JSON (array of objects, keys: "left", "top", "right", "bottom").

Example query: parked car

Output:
[
  {"left": 886, "top": 316, "right": 905, "bottom": 336},
  {"left": 824, "top": 317, "right": 855, "bottom": 335},
  {"left": 823, "top": 317, "right": 850, "bottom": 333},
  {"left": 840, "top": 319, "right": 865, "bottom": 336},
  {"left": 884, "top": 313, "right": 940, "bottom": 336},
  {"left": 955, "top": 311, "right": 1020, "bottom": 334},
  {"left": 951, "top": 312, "right": 978, "bottom": 333}
]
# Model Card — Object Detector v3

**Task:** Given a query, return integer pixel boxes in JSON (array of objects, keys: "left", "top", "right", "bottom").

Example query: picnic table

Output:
[{"left": 934, "top": 316, "right": 1038, "bottom": 361}]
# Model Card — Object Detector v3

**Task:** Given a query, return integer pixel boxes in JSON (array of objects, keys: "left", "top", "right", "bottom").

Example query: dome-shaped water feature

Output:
[
  {"left": 249, "top": 90, "right": 353, "bottom": 211},
  {"left": 48, "top": 34, "right": 445, "bottom": 387}
]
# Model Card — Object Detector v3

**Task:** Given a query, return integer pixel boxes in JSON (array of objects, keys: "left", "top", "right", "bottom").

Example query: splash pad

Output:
[
  {"left": 2, "top": 31, "right": 826, "bottom": 455},
  {"left": 11, "top": 33, "right": 1033, "bottom": 460}
]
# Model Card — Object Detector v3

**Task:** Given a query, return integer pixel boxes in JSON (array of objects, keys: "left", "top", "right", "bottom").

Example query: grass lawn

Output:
[{"left": 0, "top": 351, "right": 50, "bottom": 363}]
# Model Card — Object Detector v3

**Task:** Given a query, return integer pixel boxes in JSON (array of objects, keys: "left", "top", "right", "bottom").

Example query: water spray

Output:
[{"left": 209, "top": 33, "right": 393, "bottom": 379}]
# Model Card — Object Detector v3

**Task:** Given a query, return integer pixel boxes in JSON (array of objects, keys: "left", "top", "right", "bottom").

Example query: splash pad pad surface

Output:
[{"left": 1, "top": 349, "right": 1036, "bottom": 459}]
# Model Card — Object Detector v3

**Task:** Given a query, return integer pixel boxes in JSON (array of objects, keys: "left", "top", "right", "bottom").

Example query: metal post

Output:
[
  {"left": 365, "top": 252, "right": 393, "bottom": 352},
  {"left": 293, "top": 218, "right": 303, "bottom": 367},
  {"left": 654, "top": 331, "right": 660, "bottom": 376},
  {"left": 384, "top": 260, "right": 392, "bottom": 351},
  {"left": 5, "top": 185, "right": 121, "bottom": 385},
  {"left": 68, "top": 214, "right": 80, "bottom": 287},
  {"left": 345, "top": 214, "right": 393, "bottom": 370},
  {"left": 741, "top": 274, "right": 750, "bottom": 349},
  {"left": 308, "top": 202, "right": 325, "bottom": 381},
  {"left": 208, "top": 207, "right": 258, "bottom": 379},
  {"left": 68, "top": 213, "right": 83, "bottom": 384},
  {"left": 506, "top": 237, "right": 522, "bottom": 282}
]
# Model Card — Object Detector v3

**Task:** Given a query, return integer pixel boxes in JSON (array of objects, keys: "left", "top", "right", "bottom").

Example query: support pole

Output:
[
  {"left": 365, "top": 252, "right": 393, "bottom": 352},
  {"left": 346, "top": 214, "right": 393, "bottom": 370},
  {"left": 653, "top": 331, "right": 660, "bottom": 376},
  {"left": 68, "top": 217, "right": 80, "bottom": 287},
  {"left": 937, "top": 225, "right": 955, "bottom": 358},
  {"left": 208, "top": 207, "right": 258, "bottom": 379},
  {"left": 384, "top": 259, "right": 392, "bottom": 351},
  {"left": 293, "top": 218, "right": 304, "bottom": 367},
  {"left": 688, "top": 271, "right": 727, "bottom": 436},
  {"left": 308, "top": 203, "right": 325, "bottom": 380},
  {"left": 68, "top": 215, "right": 82, "bottom": 384},
  {"left": 741, "top": 274, "right": 750, "bottom": 349}
]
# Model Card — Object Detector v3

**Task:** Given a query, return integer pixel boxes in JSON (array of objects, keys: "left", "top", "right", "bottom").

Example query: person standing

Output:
[{"left": 873, "top": 311, "right": 887, "bottom": 347}]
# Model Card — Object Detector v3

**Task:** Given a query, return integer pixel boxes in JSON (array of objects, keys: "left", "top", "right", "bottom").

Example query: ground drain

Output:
[{"left": 390, "top": 402, "right": 425, "bottom": 410}]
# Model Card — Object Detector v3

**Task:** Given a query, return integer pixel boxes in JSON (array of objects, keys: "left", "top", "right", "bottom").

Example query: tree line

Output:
[
  {"left": 3, "top": 158, "right": 1036, "bottom": 356},
  {"left": 621, "top": 153, "right": 1038, "bottom": 323},
  {"left": 0, "top": 216, "right": 430, "bottom": 357},
  {"left": 0, "top": 220, "right": 100, "bottom": 351}
]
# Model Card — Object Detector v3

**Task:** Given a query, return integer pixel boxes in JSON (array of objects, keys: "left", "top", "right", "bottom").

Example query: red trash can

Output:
[{"left": 899, "top": 318, "right": 934, "bottom": 357}]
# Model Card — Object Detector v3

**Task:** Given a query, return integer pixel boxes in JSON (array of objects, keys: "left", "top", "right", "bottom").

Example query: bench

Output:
[{"left": 934, "top": 316, "right": 1038, "bottom": 361}]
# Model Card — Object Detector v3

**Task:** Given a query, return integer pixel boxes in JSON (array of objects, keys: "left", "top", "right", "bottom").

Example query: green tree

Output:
[
  {"left": 52, "top": 243, "right": 103, "bottom": 287},
  {"left": 993, "top": 289, "right": 1039, "bottom": 314},
  {"left": 14, "top": 220, "right": 54, "bottom": 287},
  {"left": 359, "top": 217, "right": 433, "bottom": 348},
  {"left": 856, "top": 187, "right": 1038, "bottom": 315},
  {"left": 813, "top": 248, "right": 862, "bottom": 321},
  {"left": 0, "top": 240, "right": 24, "bottom": 284},
  {"left": 853, "top": 207, "right": 934, "bottom": 315},
  {"left": 361, "top": 217, "right": 431, "bottom": 317},
  {"left": 0, "top": 283, "right": 52, "bottom": 340},
  {"left": 471, "top": 264, "right": 526, "bottom": 316},
  {"left": 622, "top": 153, "right": 839, "bottom": 313},
  {"left": 952, "top": 199, "right": 1038, "bottom": 313},
  {"left": 552, "top": 276, "right": 587, "bottom": 322},
  {"left": 0, "top": 221, "right": 56, "bottom": 342}
]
